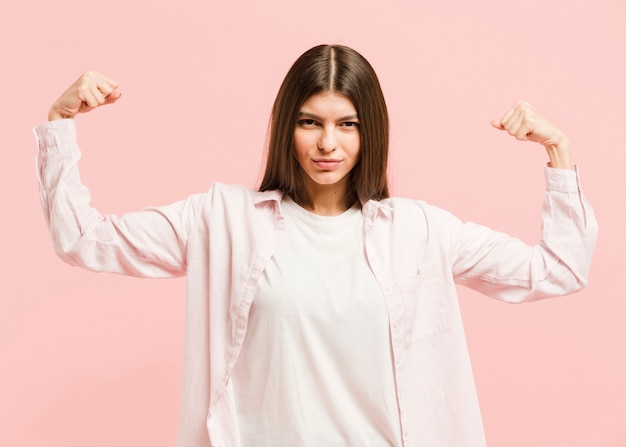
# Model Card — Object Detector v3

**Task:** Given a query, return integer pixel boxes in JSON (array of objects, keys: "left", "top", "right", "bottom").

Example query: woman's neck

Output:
[{"left": 296, "top": 178, "right": 357, "bottom": 216}]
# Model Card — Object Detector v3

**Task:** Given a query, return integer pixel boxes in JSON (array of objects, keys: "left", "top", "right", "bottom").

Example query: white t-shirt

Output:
[{"left": 232, "top": 195, "right": 402, "bottom": 446}]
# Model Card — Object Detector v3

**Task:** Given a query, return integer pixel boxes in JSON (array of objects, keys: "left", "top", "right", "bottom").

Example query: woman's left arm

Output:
[{"left": 451, "top": 102, "right": 598, "bottom": 302}]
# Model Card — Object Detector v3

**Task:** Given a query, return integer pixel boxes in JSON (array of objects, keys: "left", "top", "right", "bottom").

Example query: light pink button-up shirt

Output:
[{"left": 35, "top": 119, "right": 598, "bottom": 447}]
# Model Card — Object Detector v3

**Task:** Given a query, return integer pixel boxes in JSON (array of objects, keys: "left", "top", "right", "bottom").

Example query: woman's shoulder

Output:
[
  {"left": 210, "top": 182, "right": 282, "bottom": 199},
  {"left": 370, "top": 196, "right": 461, "bottom": 226},
  {"left": 204, "top": 183, "right": 283, "bottom": 209},
  {"left": 376, "top": 195, "right": 448, "bottom": 213}
]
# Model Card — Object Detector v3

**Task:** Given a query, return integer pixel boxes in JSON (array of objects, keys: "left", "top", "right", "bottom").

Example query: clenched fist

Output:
[
  {"left": 48, "top": 71, "right": 121, "bottom": 121},
  {"left": 492, "top": 101, "right": 573, "bottom": 170}
]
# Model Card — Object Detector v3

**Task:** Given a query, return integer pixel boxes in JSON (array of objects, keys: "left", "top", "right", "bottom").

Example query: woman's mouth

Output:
[{"left": 312, "top": 159, "right": 342, "bottom": 170}]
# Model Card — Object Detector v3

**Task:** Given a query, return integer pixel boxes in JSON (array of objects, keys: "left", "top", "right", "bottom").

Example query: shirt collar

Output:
[
  {"left": 362, "top": 199, "right": 394, "bottom": 219},
  {"left": 251, "top": 189, "right": 284, "bottom": 206},
  {"left": 251, "top": 189, "right": 393, "bottom": 219}
]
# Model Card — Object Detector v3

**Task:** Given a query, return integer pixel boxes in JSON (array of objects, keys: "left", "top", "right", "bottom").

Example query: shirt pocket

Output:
[{"left": 395, "top": 269, "right": 450, "bottom": 342}]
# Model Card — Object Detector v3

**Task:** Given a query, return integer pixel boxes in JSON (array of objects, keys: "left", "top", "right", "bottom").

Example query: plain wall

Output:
[{"left": 1, "top": 0, "right": 624, "bottom": 445}]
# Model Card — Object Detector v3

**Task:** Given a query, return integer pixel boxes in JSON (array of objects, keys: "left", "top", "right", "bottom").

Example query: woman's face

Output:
[{"left": 293, "top": 91, "right": 361, "bottom": 190}]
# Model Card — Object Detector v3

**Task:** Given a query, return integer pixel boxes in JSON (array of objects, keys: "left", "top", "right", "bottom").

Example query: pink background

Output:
[{"left": 1, "top": 0, "right": 624, "bottom": 445}]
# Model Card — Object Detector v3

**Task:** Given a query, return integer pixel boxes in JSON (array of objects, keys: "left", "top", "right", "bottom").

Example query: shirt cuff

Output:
[
  {"left": 544, "top": 164, "right": 581, "bottom": 194},
  {"left": 32, "top": 119, "right": 78, "bottom": 158}
]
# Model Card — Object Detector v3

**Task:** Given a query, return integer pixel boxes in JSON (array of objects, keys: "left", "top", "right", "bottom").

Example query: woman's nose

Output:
[{"left": 318, "top": 127, "right": 337, "bottom": 152}]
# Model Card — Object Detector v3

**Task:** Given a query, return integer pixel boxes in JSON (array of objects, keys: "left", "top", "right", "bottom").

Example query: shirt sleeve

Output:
[
  {"left": 451, "top": 166, "right": 598, "bottom": 303},
  {"left": 34, "top": 119, "right": 206, "bottom": 278}
]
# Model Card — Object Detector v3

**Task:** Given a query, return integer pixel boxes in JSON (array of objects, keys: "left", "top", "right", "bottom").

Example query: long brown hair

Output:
[{"left": 259, "top": 44, "right": 390, "bottom": 203}]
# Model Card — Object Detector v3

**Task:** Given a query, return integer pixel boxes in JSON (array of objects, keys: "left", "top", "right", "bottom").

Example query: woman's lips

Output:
[{"left": 313, "top": 159, "right": 341, "bottom": 170}]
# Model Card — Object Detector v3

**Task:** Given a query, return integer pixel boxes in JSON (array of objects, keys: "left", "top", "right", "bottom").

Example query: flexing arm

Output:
[
  {"left": 450, "top": 102, "right": 597, "bottom": 302},
  {"left": 36, "top": 73, "right": 204, "bottom": 278}
]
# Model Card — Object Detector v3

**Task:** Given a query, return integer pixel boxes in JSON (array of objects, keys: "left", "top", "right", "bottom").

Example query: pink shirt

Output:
[{"left": 35, "top": 119, "right": 598, "bottom": 447}]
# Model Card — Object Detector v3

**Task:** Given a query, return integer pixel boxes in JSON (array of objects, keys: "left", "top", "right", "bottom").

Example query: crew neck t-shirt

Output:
[{"left": 232, "top": 195, "right": 402, "bottom": 446}]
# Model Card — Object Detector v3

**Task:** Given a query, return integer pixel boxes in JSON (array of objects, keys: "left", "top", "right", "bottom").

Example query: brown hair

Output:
[{"left": 258, "top": 44, "right": 390, "bottom": 203}]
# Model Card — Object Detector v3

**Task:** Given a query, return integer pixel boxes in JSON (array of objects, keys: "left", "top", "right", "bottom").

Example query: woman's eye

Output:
[
  {"left": 298, "top": 119, "right": 318, "bottom": 127},
  {"left": 341, "top": 121, "right": 359, "bottom": 129}
]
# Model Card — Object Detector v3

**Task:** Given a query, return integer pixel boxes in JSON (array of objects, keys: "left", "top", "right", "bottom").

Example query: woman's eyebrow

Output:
[{"left": 298, "top": 111, "right": 359, "bottom": 121}]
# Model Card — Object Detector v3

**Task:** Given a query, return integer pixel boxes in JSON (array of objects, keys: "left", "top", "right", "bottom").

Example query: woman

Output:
[{"left": 36, "top": 45, "right": 597, "bottom": 446}]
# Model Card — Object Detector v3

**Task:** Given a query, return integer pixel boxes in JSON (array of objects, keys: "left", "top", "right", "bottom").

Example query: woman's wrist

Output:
[
  {"left": 544, "top": 137, "right": 574, "bottom": 170},
  {"left": 48, "top": 106, "right": 73, "bottom": 121}
]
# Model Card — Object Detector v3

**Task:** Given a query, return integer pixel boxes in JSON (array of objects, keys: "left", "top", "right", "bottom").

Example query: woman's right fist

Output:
[{"left": 48, "top": 71, "right": 121, "bottom": 121}]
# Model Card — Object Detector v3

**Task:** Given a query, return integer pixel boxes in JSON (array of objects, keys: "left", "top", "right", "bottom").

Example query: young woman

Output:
[{"left": 36, "top": 45, "right": 597, "bottom": 446}]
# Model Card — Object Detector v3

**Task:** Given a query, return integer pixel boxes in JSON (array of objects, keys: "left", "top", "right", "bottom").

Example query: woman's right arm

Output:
[{"left": 36, "top": 72, "right": 204, "bottom": 278}]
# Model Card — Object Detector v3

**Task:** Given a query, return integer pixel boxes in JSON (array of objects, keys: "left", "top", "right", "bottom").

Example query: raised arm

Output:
[
  {"left": 450, "top": 102, "right": 597, "bottom": 302},
  {"left": 36, "top": 73, "right": 204, "bottom": 278}
]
